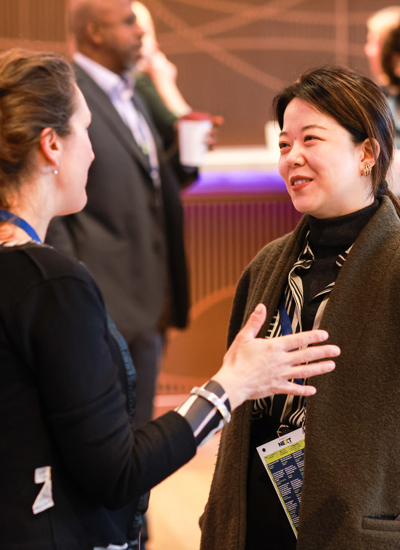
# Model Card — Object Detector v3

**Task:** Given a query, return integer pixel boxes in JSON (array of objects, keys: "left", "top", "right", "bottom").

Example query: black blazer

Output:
[{"left": 47, "top": 63, "right": 191, "bottom": 338}]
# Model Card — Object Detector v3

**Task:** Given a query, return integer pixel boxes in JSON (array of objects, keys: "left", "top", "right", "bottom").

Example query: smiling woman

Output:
[{"left": 200, "top": 66, "right": 400, "bottom": 550}]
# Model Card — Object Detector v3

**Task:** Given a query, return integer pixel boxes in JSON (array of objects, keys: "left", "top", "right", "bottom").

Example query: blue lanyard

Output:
[
  {"left": 0, "top": 210, "right": 42, "bottom": 244},
  {"left": 279, "top": 294, "right": 293, "bottom": 337},
  {"left": 279, "top": 294, "right": 302, "bottom": 386}
]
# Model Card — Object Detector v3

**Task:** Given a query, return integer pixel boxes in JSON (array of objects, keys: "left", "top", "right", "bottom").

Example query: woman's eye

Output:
[
  {"left": 304, "top": 135, "right": 318, "bottom": 142},
  {"left": 279, "top": 142, "right": 289, "bottom": 150}
]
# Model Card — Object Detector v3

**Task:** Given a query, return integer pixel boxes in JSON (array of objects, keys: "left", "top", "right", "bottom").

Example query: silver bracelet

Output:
[{"left": 190, "top": 386, "right": 231, "bottom": 426}]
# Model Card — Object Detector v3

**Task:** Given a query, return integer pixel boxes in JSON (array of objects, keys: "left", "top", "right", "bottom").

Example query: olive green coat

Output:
[{"left": 200, "top": 196, "right": 400, "bottom": 550}]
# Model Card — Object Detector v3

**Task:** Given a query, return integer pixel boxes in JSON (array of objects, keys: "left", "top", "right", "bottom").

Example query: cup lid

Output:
[{"left": 180, "top": 111, "right": 211, "bottom": 121}]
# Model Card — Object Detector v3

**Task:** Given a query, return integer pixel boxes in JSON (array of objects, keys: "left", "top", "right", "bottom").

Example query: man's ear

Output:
[
  {"left": 39, "top": 128, "right": 61, "bottom": 169},
  {"left": 361, "top": 137, "right": 380, "bottom": 167},
  {"left": 87, "top": 21, "right": 105, "bottom": 46}
]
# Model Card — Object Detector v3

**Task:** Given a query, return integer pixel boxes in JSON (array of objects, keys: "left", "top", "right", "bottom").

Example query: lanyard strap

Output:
[
  {"left": 279, "top": 294, "right": 293, "bottom": 336},
  {"left": 0, "top": 210, "right": 42, "bottom": 244},
  {"left": 279, "top": 294, "right": 302, "bottom": 386}
]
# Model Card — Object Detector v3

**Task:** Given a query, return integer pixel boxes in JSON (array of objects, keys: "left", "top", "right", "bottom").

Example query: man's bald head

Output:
[
  {"left": 68, "top": 0, "right": 143, "bottom": 74},
  {"left": 70, "top": 0, "right": 111, "bottom": 45}
]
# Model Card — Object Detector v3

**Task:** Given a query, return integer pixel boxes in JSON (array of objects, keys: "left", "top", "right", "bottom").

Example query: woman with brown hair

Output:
[
  {"left": 200, "top": 66, "right": 400, "bottom": 550},
  {"left": 0, "top": 49, "right": 339, "bottom": 550}
]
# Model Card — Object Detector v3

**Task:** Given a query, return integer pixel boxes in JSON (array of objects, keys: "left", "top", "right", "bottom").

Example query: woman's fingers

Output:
[
  {"left": 256, "top": 359, "right": 337, "bottom": 398},
  {"left": 216, "top": 303, "right": 341, "bottom": 408},
  {"left": 283, "top": 343, "right": 341, "bottom": 367},
  {"left": 278, "top": 381, "right": 318, "bottom": 397},
  {"left": 237, "top": 303, "right": 267, "bottom": 342},
  {"left": 279, "top": 329, "right": 331, "bottom": 351},
  {"left": 289, "top": 359, "right": 337, "bottom": 379}
]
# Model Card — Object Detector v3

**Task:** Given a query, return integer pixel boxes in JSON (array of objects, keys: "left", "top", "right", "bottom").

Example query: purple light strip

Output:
[{"left": 183, "top": 170, "right": 288, "bottom": 197}]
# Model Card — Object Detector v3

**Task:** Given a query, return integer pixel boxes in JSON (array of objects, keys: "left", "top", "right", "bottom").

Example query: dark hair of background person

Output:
[
  {"left": 0, "top": 49, "right": 76, "bottom": 208},
  {"left": 381, "top": 24, "right": 400, "bottom": 88},
  {"left": 273, "top": 66, "right": 395, "bottom": 200}
]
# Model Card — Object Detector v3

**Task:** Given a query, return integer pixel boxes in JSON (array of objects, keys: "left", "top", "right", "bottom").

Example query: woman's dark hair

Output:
[
  {"left": 273, "top": 66, "right": 395, "bottom": 198},
  {"left": 0, "top": 49, "right": 77, "bottom": 208},
  {"left": 381, "top": 24, "right": 400, "bottom": 87}
]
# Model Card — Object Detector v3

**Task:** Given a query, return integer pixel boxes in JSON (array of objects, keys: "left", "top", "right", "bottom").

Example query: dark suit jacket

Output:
[{"left": 47, "top": 63, "right": 193, "bottom": 338}]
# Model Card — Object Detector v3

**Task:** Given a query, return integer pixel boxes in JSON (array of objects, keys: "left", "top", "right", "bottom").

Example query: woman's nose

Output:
[{"left": 286, "top": 142, "right": 305, "bottom": 166}]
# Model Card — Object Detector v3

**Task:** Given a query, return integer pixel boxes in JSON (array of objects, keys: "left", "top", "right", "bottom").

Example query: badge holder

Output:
[{"left": 257, "top": 427, "right": 305, "bottom": 537}]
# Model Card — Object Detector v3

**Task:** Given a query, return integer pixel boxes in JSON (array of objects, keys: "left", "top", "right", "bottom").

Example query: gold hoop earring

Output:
[{"left": 362, "top": 163, "right": 371, "bottom": 177}]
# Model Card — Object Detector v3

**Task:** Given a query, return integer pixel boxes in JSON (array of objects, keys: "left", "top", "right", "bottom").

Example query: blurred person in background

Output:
[
  {"left": 131, "top": 1, "right": 223, "bottom": 155},
  {"left": 364, "top": 5, "right": 400, "bottom": 88},
  {"left": 365, "top": 7, "right": 400, "bottom": 195},
  {"left": 48, "top": 0, "right": 197, "bottom": 436},
  {"left": 381, "top": 23, "right": 400, "bottom": 148},
  {"left": 131, "top": 1, "right": 191, "bottom": 150}
]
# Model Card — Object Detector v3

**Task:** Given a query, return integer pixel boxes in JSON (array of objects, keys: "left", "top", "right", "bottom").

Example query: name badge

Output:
[{"left": 257, "top": 428, "right": 305, "bottom": 537}]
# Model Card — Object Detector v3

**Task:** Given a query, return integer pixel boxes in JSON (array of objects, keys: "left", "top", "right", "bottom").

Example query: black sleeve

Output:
[
  {"left": 134, "top": 73, "right": 178, "bottom": 152},
  {"left": 176, "top": 380, "right": 231, "bottom": 446},
  {"left": 134, "top": 88, "right": 199, "bottom": 189},
  {"left": 8, "top": 273, "right": 196, "bottom": 509},
  {"left": 165, "top": 148, "right": 199, "bottom": 189}
]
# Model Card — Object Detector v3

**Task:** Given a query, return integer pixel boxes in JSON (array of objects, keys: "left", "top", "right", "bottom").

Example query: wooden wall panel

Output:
[
  {"left": 144, "top": 0, "right": 398, "bottom": 145},
  {"left": 0, "top": 0, "right": 393, "bottom": 140},
  {"left": 159, "top": 189, "right": 303, "bottom": 394},
  {"left": 0, "top": 0, "right": 67, "bottom": 54}
]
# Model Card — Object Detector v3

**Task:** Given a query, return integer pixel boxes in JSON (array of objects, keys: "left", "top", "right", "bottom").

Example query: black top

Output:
[
  {"left": 301, "top": 200, "right": 380, "bottom": 330},
  {"left": 0, "top": 243, "right": 196, "bottom": 549}
]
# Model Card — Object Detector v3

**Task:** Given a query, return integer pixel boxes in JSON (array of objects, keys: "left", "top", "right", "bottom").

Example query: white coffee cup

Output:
[{"left": 178, "top": 117, "right": 212, "bottom": 167}]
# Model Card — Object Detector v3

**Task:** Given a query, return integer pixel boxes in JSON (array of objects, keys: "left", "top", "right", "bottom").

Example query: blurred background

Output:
[
  {"left": 0, "top": 0, "right": 389, "bottom": 145},
  {"left": 146, "top": 0, "right": 374, "bottom": 146}
]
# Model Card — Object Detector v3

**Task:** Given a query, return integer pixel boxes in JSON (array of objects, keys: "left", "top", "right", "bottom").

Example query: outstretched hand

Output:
[{"left": 212, "top": 304, "right": 340, "bottom": 412}]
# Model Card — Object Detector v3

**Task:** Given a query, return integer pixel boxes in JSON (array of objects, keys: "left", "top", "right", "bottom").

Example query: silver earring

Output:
[{"left": 54, "top": 169, "right": 59, "bottom": 175}]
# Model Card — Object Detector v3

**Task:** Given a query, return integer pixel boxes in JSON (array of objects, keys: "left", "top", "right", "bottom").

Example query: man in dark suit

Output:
[{"left": 48, "top": 0, "right": 196, "bottom": 430}]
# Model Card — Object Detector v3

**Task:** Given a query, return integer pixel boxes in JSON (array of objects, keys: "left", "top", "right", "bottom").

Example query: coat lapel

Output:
[
  {"left": 318, "top": 196, "right": 400, "bottom": 359},
  {"left": 73, "top": 63, "right": 153, "bottom": 174}
]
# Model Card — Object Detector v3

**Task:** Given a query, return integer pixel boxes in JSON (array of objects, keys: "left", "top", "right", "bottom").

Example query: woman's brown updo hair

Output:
[
  {"left": 273, "top": 66, "right": 395, "bottom": 199},
  {"left": 0, "top": 49, "right": 77, "bottom": 208}
]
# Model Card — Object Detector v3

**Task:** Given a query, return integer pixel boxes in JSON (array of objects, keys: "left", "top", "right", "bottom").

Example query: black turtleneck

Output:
[{"left": 301, "top": 199, "right": 380, "bottom": 331}]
